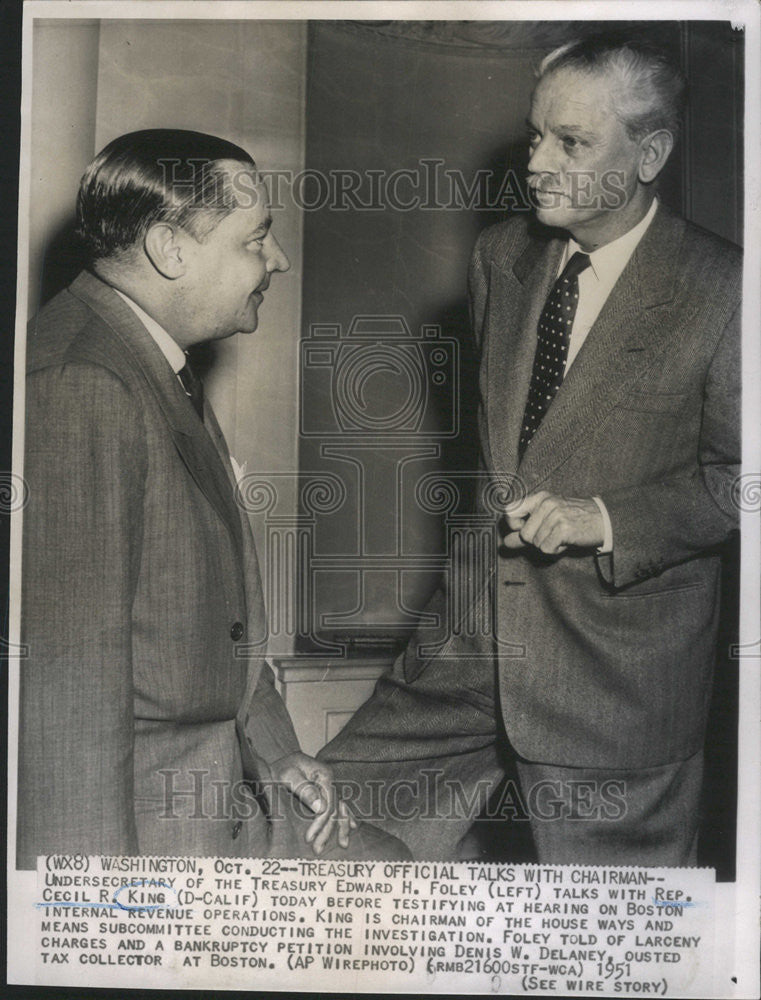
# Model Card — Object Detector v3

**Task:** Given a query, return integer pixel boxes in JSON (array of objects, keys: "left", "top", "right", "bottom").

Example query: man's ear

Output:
[
  {"left": 638, "top": 129, "right": 674, "bottom": 184},
  {"left": 144, "top": 223, "right": 187, "bottom": 279}
]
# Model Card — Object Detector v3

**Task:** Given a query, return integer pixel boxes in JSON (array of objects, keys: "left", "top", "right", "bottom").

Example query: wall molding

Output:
[{"left": 329, "top": 20, "right": 668, "bottom": 54}]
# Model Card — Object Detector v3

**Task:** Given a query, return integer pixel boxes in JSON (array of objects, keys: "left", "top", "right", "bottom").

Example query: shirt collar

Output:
[
  {"left": 565, "top": 198, "right": 659, "bottom": 284},
  {"left": 113, "top": 288, "right": 187, "bottom": 374}
]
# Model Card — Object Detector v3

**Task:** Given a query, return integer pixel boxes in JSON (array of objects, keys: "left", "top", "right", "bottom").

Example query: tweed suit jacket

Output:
[
  {"left": 402, "top": 204, "right": 741, "bottom": 770},
  {"left": 17, "top": 271, "right": 300, "bottom": 869}
]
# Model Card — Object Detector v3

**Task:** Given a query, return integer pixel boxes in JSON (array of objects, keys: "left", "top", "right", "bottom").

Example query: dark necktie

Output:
[
  {"left": 177, "top": 356, "right": 204, "bottom": 421},
  {"left": 518, "top": 250, "right": 591, "bottom": 461}
]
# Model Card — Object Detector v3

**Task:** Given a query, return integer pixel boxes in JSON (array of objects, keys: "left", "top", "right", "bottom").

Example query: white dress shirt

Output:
[
  {"left": 556, "top": 198, "right": 659, "bottom": 553},
  {"left": 114, "top": 288, "right": 186, "bottom": 374}
]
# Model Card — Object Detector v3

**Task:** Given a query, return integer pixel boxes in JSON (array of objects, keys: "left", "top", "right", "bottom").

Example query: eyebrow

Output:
[
  {"left": 551, "top": 124, "right": 598, "bottom": 139},
  {"left": 246, "top": 216, "right": 272, "bottom": 239},
  {"left": 525, "top": 117, "right": 598, "bottom": 141}
]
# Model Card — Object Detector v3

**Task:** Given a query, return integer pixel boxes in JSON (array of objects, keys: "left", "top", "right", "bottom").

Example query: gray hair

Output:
[{"left": 538, "top": 34, "right": 686, "bottom": 142}]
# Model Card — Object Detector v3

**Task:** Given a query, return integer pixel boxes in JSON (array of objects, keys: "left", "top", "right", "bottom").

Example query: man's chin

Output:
[
  {"left": 534, "top": 205, "right": 575, "bottom": 230},
  {"left": 238, "top": 304, "right": 261, "bottom": 334}
]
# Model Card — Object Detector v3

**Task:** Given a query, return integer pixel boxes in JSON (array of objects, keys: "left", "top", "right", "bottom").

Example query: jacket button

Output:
[
  {"left": 232, "top": 820, "right": 242, "bottom": 839},
  {"left": 230, "top": 621, "right": 245, "bottom": 641}
]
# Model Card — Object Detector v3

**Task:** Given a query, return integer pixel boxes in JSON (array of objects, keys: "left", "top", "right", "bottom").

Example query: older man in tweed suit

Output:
[{"left": 321, "top": 35, "right": 741, "bottom": 866}]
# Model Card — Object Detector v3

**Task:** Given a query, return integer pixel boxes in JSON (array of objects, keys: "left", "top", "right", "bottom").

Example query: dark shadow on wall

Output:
[
  {"left": 35, "top": 216, "right": 87, "bottom": 311},
  {"left": 698, "top": 536, "right": 739, "bottom": 881},
  {"left": 429, "top": 297, "right": 479, "bottom": 479}
]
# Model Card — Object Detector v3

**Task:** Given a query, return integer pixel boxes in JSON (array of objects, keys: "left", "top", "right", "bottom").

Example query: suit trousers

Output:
[
  {"left": 319, "top": 635, "right": 507, "bottom": 861},
  {"left": 512, "top": 753, "right": 702, "bottom": 867},
  {"left": 319, "top": 634, "right": 703, "bottom": 866}
]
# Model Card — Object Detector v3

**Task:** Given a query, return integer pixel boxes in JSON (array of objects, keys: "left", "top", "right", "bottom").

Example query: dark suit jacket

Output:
[
  {"left": 403, "top": 205, "right": 741, "bottom": 769},
  {"left": 17, "top": 271, "right": 300, "bottom": 868}
]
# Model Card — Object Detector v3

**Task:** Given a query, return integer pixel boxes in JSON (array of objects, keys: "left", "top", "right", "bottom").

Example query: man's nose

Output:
[
  {"left": 527, "top": 137, "right": 558, "bottom": 177},
  {"left": 266, "top": 235, "right": 290, "bottom": 274}
]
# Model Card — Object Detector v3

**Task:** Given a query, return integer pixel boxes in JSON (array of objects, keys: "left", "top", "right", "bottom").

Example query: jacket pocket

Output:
[
  {"left": 600, "top": 581, "right": 704, "bottom": 600},
  {"left": 617, "top": 391, "right": 688, "bottom": 414}
]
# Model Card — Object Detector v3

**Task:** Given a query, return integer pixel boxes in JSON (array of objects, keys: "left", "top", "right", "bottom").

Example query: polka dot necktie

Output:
[{"left": 518, "top": 250, "right": 591, "bottom": 461}]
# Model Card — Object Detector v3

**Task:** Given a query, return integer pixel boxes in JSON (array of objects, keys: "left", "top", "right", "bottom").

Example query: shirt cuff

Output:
[{"left": 592, "top": 496, "right": 613, "bottom": 554}]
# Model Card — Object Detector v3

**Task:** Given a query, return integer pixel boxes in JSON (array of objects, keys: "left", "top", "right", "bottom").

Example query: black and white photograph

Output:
[{"left": 5, "top": 2, "right": 760, "bottom": 996}]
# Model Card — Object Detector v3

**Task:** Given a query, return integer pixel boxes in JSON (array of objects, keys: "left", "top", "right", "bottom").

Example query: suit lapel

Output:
[
  {"left": 204, "top": 402, "right": 265, "bottom": 613},
  {"left": 485, "top": 233, "right": 564, "bottom": 476},
  {"left": 204, "top": 403, "right": 269, "bottom": 659},
  {"left": 508, "top": 207, "right": 687, "bottom": 489},
  {"left": 69, "top": 272, "right": 244, "bottom": 558}
]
